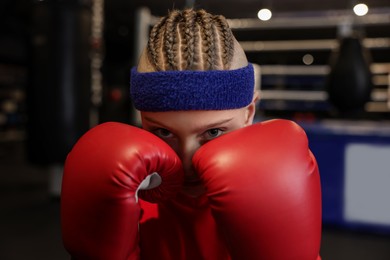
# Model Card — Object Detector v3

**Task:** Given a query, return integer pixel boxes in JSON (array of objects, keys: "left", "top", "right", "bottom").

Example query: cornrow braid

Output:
[
  {"left": 213, "top": 14, "right": 234, "bottom": 70},
  {"left": 146, "top": 9, "right": 236, "bottom": 71},
  {"left": 147, "top": 16, "right": 168, "bottom": 71},
  {"left": 163, "top": 10, "right": 182, "bottom": 70},
  {"left": 182, "top": 9, "right": 197, "bottom": 70},
  {"left": 197, "top": 10, "right": 217, "bottom": 70}
]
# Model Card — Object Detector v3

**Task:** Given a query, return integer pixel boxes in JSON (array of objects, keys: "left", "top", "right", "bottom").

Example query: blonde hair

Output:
[{"left": 146, "top": 9, "right": 236, "bottom": 71}]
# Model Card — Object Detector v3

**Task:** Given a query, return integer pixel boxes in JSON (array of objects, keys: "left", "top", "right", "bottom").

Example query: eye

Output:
[
  {"left": 154, "top": 128, "right": 173, "bottom": 138},
  {"left": 204, "top": 128, "right": 223, "bottom": 140}
]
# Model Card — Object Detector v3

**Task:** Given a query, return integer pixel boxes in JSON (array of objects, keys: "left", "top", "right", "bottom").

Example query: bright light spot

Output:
[
  {"left": 302, "top": 54, "right": 314, "bottom": 65},
  {"left": 353, "top": 3, "right": 369, "bottom": 16},
  {"left": 257, "top": 9, "right": 272, "bottom": 21}
]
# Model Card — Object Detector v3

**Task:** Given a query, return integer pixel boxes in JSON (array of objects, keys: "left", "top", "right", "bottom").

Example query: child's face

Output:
[{"left": 141, "top": 105, "right": 256, "bottom": 197}]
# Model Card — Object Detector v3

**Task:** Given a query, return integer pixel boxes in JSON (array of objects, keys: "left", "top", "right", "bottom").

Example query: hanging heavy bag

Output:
[{"left": 326, "top": 35, "right": 373, "bottom": 113}]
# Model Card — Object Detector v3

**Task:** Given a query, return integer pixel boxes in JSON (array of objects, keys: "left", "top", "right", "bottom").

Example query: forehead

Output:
[{"left": 141, "top": 109, "right": 245, "bottom": 132}]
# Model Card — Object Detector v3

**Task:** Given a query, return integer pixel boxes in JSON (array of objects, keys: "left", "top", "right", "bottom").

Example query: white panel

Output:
[{"left": 344, "top": 143, "right": 390, "bottom": 225}]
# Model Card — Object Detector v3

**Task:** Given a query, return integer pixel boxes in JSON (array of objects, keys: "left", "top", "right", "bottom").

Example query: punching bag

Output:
[
  {"left": 326, "top": 35, "right": 373, "bottom": 113},
  {"left": 26, "top": 0, "right": 91, "bottom": 165}
]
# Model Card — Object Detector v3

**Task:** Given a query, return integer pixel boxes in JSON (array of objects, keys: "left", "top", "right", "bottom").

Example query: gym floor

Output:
[{"left": 1, "top": 141, "right": 390, "bottom": 260}]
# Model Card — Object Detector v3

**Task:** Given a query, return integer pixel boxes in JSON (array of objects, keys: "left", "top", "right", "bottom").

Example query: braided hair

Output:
[{"left": 146, "top": 9, "right": 235, "bottom": 71}]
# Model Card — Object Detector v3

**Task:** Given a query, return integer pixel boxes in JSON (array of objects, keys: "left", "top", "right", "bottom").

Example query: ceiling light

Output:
[
  {"left": 257, "top": 9, "right": 272, "bottom": 21},
  {"left": 353, "top": 3, "right": 369, "bottom": 16}
]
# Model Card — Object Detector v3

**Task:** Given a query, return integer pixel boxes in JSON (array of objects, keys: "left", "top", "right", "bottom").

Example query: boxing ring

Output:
[{"left": 303, "top": 120, "right": 390, "bottom": 234}]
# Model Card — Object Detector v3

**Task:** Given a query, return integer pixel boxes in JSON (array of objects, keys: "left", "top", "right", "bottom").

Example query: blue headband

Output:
[{"left": 130, "top": 63, "right": 254, "bottom": 111}]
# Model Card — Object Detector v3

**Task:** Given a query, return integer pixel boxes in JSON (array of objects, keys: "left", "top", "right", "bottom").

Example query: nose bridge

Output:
[{"left": 179, "top": 137, "right": 200, "bottom": 168}]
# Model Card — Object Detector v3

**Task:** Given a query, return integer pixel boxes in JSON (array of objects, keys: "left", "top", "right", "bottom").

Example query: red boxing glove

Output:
[
  {"left": 61, "top": 122, "right": 183, "bottom": 259},
  {"left": 193, "top": 119, "right": 322, "bottom": 260}
]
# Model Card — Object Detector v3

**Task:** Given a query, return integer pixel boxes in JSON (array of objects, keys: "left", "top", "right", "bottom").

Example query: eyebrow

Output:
[
  {"left": 143, "top": 116, "right": 168, "bottom": 127},
  {"left": 199, "top": 118, "right": 235, "bottom": 130},
  {"left": 143, "top": 116, "right": 235, "bottom": 131}
]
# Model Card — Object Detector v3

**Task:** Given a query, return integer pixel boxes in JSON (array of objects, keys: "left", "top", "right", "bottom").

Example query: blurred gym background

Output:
[{"left": 1, "top": 0, "right": 390, "bottom": 259}]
